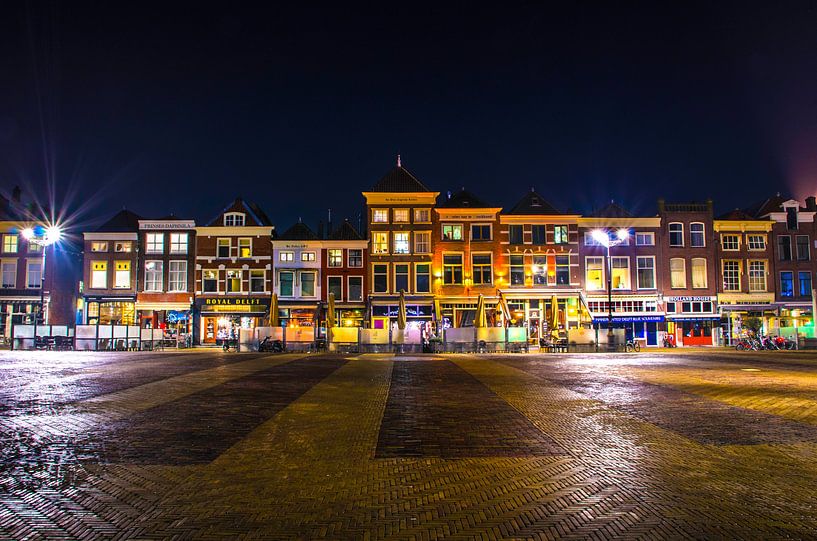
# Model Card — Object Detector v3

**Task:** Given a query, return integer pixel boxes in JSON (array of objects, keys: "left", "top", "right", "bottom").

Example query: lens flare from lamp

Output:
[
  {"left": 591, "top": 229, "right": 609, "bottom": 246},
  {"left": 616, "top": 228, "right": 629, "bottom": 240},
  {"left": 22, "top": 228, "right": 35, "bottom": 240},
  {"left": 44, "top": 226, "right": 62, "bottom": 245}
]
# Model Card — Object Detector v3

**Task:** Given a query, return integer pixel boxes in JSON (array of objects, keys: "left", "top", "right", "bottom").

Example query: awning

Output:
[
  {"left": 719, "top": 304, "right": 778, "bottom": 312},
  {"left": 666, "top": 315, "right": 721, "bottom": 321},
  {"left": 135, "top": 302, "right": 191, "bottom": 311}
]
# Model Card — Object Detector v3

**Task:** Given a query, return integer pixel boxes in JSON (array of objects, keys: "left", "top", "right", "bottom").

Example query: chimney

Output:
[
  {"left": 317, "top": 220, "right": 324, "bottom": 239},
  {"left": 11, "top": 186, "right": 21, "bottom": 203},
  {"left": 327, "top": 208, "right": 333, "bottom": 238},
  {"left": 806, "top": 196, "right": 817, "bottom": 211}
]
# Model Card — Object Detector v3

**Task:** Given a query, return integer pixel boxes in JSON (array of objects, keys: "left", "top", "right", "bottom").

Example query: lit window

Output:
[
  {"left": 585, "top": 257, "right": 604, "bottom": 290},
  {"left": 690, "top": 223, "right": 705, "bottom": 247},
  {"left": 635, "top": 232, "right": 654, "bottom": 246},
  {"left": 691, "top": 258, "right": 707, "bottom": 288},
  {"left": 144, "top": 261, "right": 163, "bottom": 292},
  {"left": 250, "top": 270, "right": 265, "bottom": 292},
  {"left": 301, "top": 251, "right": 316, "bottom": 262},
  {"left": 414, "top": 209, "right": 430, "bottom": 223},
  {"left": 780, "top": 271, "right": 793, "bottom": 297},
  {"left": 28, "top": 240, "right": 42, "bottom": 253},
  {"left": 217, "top": 238, "right": 231, "bottom": 258},
  {"left": 721, "top": 235, "right": 739, "bottom": 251},
  {"left": 532, "top": 255, "right": 547, "bottom": 285},
  {"left": 553, "top": 225, "right": 568, "bottom": 244},
  {"left": 748, "top": 261, "right": 765, "bottom": 292},
  {"left": 238, "top": 238, "right": 252, "bottom": 258},
  {"left": 279, "top": 251, "right": 294, "bottom": 262},
  {"left": 114, "top": 261, "right": 131, "bottom": 289},
  {"left": 799, "top": 271, "right": 812, "bottom": 296},
  {"left": 168, "top": 261, "right": 187, "bottom": 292},
  {"left": 611, "top": 257, "right": 630, "bottom": 289},
  {"left": 224, "top": 213, "right": 245, "bottom": 227},
  {"left": 115, "top": 241, "right": 132, "bottom": 253},
  {"left": 722, "top": 261, "right": 741, "bottom": 292},
  {"left": 372, "top": 232, "right": 389, "bottom": 254},
  {"left": 170, "top": 233, "right": 188, "bottom": 254},
  {"left": 441, "top": 224, "right": 462, "bottom": 241},
  {"left": 394, "top": 264, "right": 409, "bottom": 292},
  {"left": 747, "top": 235, "right": 766, "bottom": 251},
  {"left": 91, "top": 261, "right": 107, "bottom": 288},
  {"left": 668, "top": 223, "right": 683, "bottom": 247},
  {"left": 372, "top": 209, "right": 389, "bottom": 223},
  {"left": 328, "top": 249, "right": 342, "bottom": 267},
  {"left": 443, "top": 254, "right": 463, "bottom": 284},
  {"left": 670, "top": 258, "right": 686, "bottom": 288},
  {"left": 26, "top": 261, "right": 42, "bottom": 289},
  {"left": 393, "top": 232, "right": 410, "bottom": 254},
  {"left": 348, "top": 249, "right": 363, "bottom": 267},
  {"left": 226, "top": 270, "right": 241, "bottom": 292},
  {"left": 393, "top": 209, "right": 409, "bottom": 223},
  {"left": 415, "top": 264, "right": 430, "bottom": 293},
  {"left": 91, "top": 241, "right": 108, "bottom": 252},
  {"left": 146, "top": 233, "right": 164, "bottom": 254},
  {"left": 301, "top": 272, "right": 316, "bottom": 296},
  {"left": 3, "top": 235, "right": 18, "bottom": 254},
  {"left": 414, "top": 232, "right": 430, "bottom": 253},
  {"left": 472, "top": 254, "right": 492, "bottom": 284}
]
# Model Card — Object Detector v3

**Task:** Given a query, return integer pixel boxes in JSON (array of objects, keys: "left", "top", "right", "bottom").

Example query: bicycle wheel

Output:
[
  {"left": 633, "top": 341, "right": 641, "bottom": 352},
  {"left": 625, "top": 343, "right": 634, "bottom": 353},
  {"left": 735, "top": 343, "right": 745, "bottom": 351}
]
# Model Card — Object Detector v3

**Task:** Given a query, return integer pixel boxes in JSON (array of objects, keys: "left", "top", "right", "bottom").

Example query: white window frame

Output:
[
  {"left": 347, "top": 275, "right": 364, "bottom": 301},
  {"left": 393, "top": 208, "right": 410, "bottom": 223},
  {"left": 249, "top": 269, "right": 265, "bottom": 293},
  {"left": 225, "top": 269, "right": 242, "bottom": 293},
  {"left": 145, "top": 233, "right": 164, "bottom": 254},
  {"left": 668, "top": 223, "right": 684, "bottom": 247},
  {"left": 202, "top": 269, "right": 219, "bottom": 293},
  {"left": 670, "top": 258, "right": 686, "bottom": 288},
  {"left": 91, "top": 241, "right": 108, "bottom": 252},
  {"left": 610, "top": 256, "right": 630, "bottom": 290},
  {"left": 279, "top": 271, "right": 295, "bottom": 296},
  {"left": 393, "top": 232, "right": 410, "bottom": 254},
  {"left": 372, "top": 263, "right": 389, "bottom": 293},
  {"left": 1, "top": 260, "right": 16, "bottom": 288},
  {"left": 393, "top": 263, "right": 410, "bottom": 293},
  {"left": 26, "top": 260, "right": 42, "bottom": 289},
  {"left": 413, "top": 209, "right": 431, "bottom": 223},
  {"left": 238, "top": 238, "right": 252, "bottom": 258},
  {"left": 636, "top": 256, "right": 656, "bottom": 290},
  {"left": 721, "top": 234, "right": 740, "bottom": 251},
  {"left": 690, "top": 222, "right": 706, "bottom": 247},
  {"left": 722, "top": 260, "right": 741, "bottom": 292},
  {"left": 746, "top": 234, "right": 766, "bottom": 251},
  {"left": 748, "top": 260, "right": 766, "bottom": 292},
  {"left": 114, "top": 241, "right": 132, "bottom": 253},
  {"left": 414, "top": 231, "right": 431, "bottom": 254},
  {"left": 114, "top": 260, "right": 132, "bottom": 290},
  {"left": 144, "top": 261, "right": 163, "bottom": 292},
  {"left": 471, "top": 223, "right": 493, "bottom": 242},
  {"left": 585, "top": 256, "right": 605, "bottom": 291},
  {"left": 327, "top": 275, "right": 343, "bottom": 300},
  {"left": 3, "top": 235, "right": 18, "bottom": 254},
  {"left": 279, "top": 251, "right": 294, "bottom": 262},
  {"left": 635, "top": 232, "right": 654, "bottom": 246},
  {"left": 327, "top": 249, "right": 342, "bottom": 267},
  {"left": 168, "top": 260, "right": 187, "bottom": 292},
  {"left": 348, "top": 249, "right": 363, "bottom": 267},
  {"left": 300, "top": 271, "right": 317, "bottom": 297},
  {"left": 170, "top": 233, "right": 188, "bottom": 254},
  {"left": 471, "top": 252, "right": 493, "bottom": 285},
  {"left": 441, "top": 224, "right": 463, "bottom": 241},
  {"left": 302, "top": 251, "right": 317, "bottom": 262},
  {"left": 217, "top": 238, "right": 231, "bottom": 258},
  {"left": 414, "top": 263, "right": 431, "bottom": 293},
  {"left": 224, "top": 212, "right": 245, "bottom": 227},
  {"left": 91, "top": 261, "right": 107, "bottom": 289},
  {"left": 372, "top": 209, "right": 389, "bottom": 223},
  {"left": 372, "top": 232, "right": 389, "bottom": 254},
  {"left": 691, "top": 257, "right": 708, "bottom": 289}
]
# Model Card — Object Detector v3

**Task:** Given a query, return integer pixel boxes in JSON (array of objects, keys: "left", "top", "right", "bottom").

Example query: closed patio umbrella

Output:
[
  {"left": 474, "top": 294, "right": 487, "bottom": 328},
  {"left": 327, "top": 292, "right": 336, "bottom": 329},
  {"left": 550, "top": 295, "right": 560, "bottom": 340},
  {"left": 270, "top": 293, "right": 279, "bottom": 327},
  {"left": 397, "top": 289, "right": 407, "bottom": 330}
]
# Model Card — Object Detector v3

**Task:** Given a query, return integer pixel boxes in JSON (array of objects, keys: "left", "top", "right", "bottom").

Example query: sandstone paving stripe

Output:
[
  {"left": 498, "top": 357, "right": 817, "bottom": 446},
  {"left": 376, "top": 359, "right": 563, "bottom": 458},
  {"left": 459, "top": 356, "right": 817, "bottom": 538},
  {"left": 82, "top": 356, "right": 346, "bottom": 465}
]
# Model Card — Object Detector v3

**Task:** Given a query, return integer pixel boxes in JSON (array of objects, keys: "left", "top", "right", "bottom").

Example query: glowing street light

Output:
[
  {"left": 22, "top": 224, "right": 63, "bottom": 343},
  {"left": 592, "top": 228, "right": 630, "bottom": 350}
]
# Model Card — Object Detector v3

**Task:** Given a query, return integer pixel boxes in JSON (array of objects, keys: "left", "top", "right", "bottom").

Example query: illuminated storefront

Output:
[
  {"left": 85, "top": 296, "right": 137, "bottom": 326},
  {"left": 196, "top": 297, "right": 269, "bottom": 344},
  {"left": 665, "top": 295, "right": 720, "bottom": 346},
  {"left": 501, "top": 293, "right": 587, "bottom": 343},
  {"left": 586, "top": 295, "right": 663, "bottom": 346}
]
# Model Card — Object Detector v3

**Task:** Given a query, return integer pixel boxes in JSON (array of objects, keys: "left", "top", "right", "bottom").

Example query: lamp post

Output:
[
  {"left": 591, "top": 228, "right": 629, "bottom": 351},
  {"left": 22, "top": 225, "right": 62, "bottom": 343}
]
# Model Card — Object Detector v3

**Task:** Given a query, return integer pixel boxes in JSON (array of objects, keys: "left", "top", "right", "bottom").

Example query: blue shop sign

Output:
[
  {"left": 592, "top": 315, "right": 665, "bottom": 323},
  {"left": 166, "top": 310, "right": 190, "bottom": 323}
]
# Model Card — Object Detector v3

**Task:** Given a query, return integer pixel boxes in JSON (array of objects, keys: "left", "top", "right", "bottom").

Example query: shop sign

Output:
[
  {"left": 166, "top": 310, "right": 190, "bottom": 323},
  {"left": 372, "top": 305, "right": 433, "bottom": 317},
  {"left": 140, "top": 221, "right": 195, "bottom": 230},
  {"left": 198, "top": 298, "right": 270, "bottom": 307},
  {"left": 440, "top": 213, "right": 496, "bottom": 221},
  {"left": 665, "top": 296, "right": 715, "bottom": 302},
  {"left": 591, "top": 315, "right": 665, "bottom": 323}
]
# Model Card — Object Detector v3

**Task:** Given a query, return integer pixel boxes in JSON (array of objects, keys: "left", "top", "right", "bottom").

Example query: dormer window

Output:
[
  {"left": 530, "top": 197, "right": 541, "bottom": 207},
  {"left": 786, "top": 207, "right": 798, "bottom": 230},
  {"left": 224, "top": 212, "right": 245, "bottom": 227}
]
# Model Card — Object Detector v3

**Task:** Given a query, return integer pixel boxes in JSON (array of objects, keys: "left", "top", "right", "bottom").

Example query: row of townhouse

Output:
[
  {"left": 80, "top": 199, "right": 366, "bottom": 345},
  {"left": 73, "top": 159, "right": 817, "bottom": 347},
  {"left": 363, "top": 160, "right": 817, "bottom": 347}
]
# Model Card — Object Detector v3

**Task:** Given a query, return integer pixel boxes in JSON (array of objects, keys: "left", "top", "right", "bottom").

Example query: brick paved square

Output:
[{"left": 1, "top": 350, "right": 817, "bottom": 539}]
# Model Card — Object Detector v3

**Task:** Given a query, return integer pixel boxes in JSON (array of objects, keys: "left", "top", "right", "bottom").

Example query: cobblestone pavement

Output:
[{"left": 1, "top": 350, "right": 817, "bottom": 539}]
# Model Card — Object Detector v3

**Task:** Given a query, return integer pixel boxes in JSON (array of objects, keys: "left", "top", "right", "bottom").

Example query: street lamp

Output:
[
  {"left": 591, "top": 228, "right": 629, "bottom": 350},
  {"left": 22, "top": 225, "right": 62, "bottom": 342}
]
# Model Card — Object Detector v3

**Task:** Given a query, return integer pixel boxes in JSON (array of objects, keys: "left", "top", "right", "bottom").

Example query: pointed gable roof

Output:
[
  {"left": 96, "top": 209, "right": 143, "bottom": 232},
  {"left": 507, "top": 190, "right": 561, "bottom": 215},
  {"left": 717, "top": 209, "right": 759, "bottom": 221},
  {"left": 205, "top": 198, "right": 272, "bottom": 226},
  {"left": 278, "top": 221, "right": 320, "bottom": 241},
  {"left": 370, "top": 165, "right": 431, "bottom": 192},
  {"left": 744, "top": 194, "right": 789, "bottom": 217},
  {"left": 328, "top": 220, "right": 363, "bottom": 240},
  {"left": 590, "top": 202, "right": 633, "bottom": 218},
  {"left": 437, "top": 188, "right": 492, "bottom": 209}
]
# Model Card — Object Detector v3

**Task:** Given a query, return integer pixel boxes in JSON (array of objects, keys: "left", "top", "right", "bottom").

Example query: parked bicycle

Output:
[{"left": 625, "top": 339, "right": 641, "bottom": 352}]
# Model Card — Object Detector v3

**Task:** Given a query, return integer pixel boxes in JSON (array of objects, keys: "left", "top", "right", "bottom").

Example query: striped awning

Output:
[{"left": 135, "top": 302, "right": 191, "bottom": 311}]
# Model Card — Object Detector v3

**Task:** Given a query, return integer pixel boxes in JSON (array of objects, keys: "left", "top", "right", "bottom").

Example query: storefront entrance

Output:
[{"left": 202, "top": 315, "right": 261, "bottom": 345}]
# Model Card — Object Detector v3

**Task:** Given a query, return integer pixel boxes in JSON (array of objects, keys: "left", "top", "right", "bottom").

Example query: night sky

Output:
[{"left": 2, "top": 2, "right": 817, "bottom": 233}]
